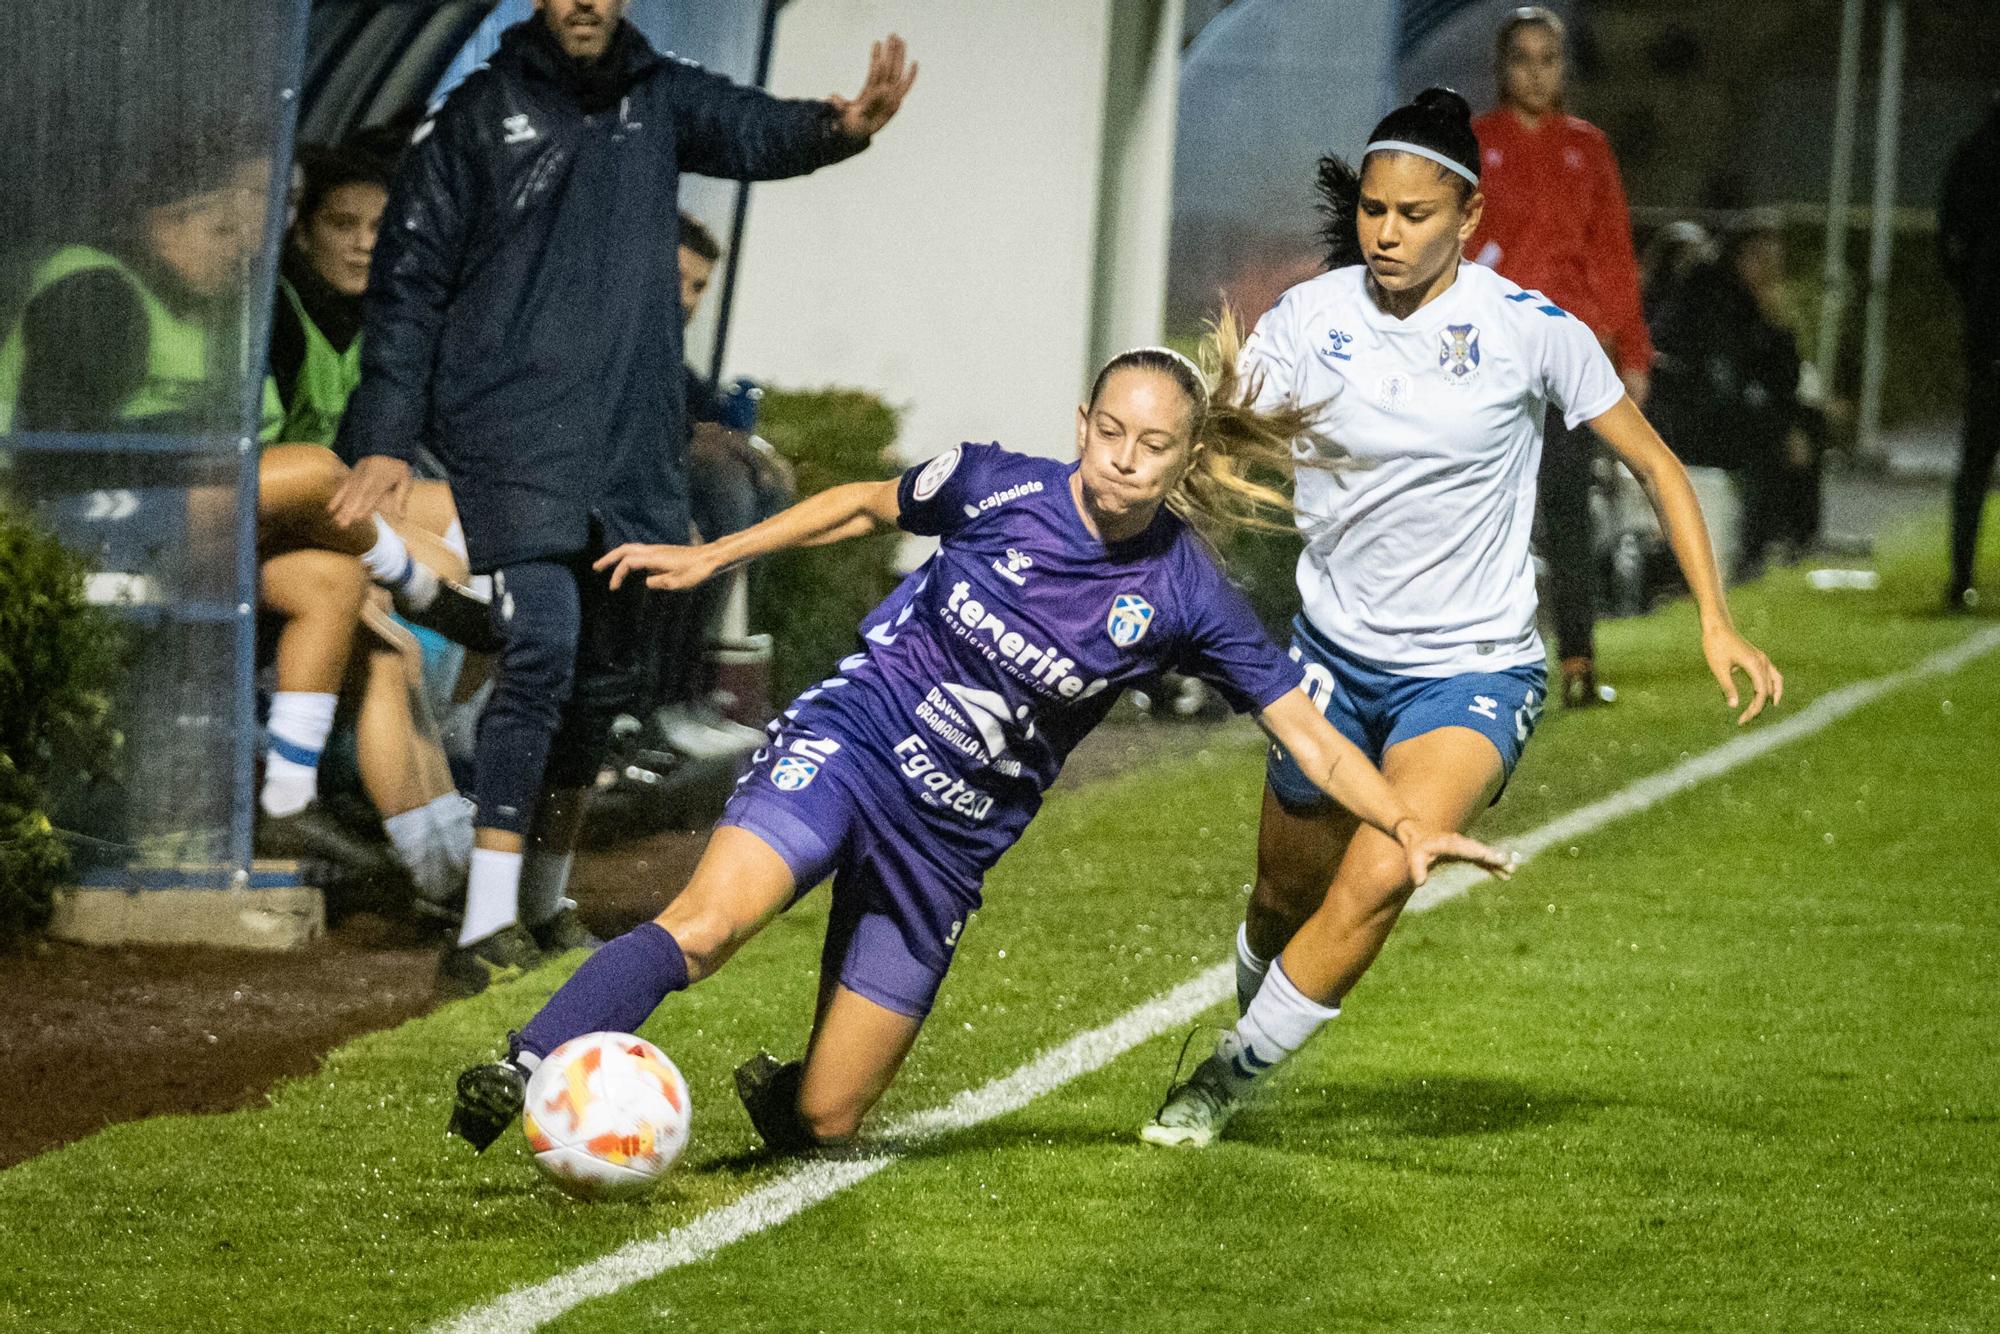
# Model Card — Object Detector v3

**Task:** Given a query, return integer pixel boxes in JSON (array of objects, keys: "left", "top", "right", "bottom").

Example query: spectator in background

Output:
[
  {"left": 328, "top": 0, "right": 916, "bottom": 997},
  {"left": 1650, "top": 213, "right": 1822, "bottom": 579},
  {"left": 677, "top": 213, "right": 729, "bottom": 428},
  {"left": 0, "top": 134, "right": 280, "bottom": 437},
  {"left": 264, "top": 145, "right": 476, "bottom": 917},
  {"left": 1636, "top": 220, "right": 1715, "bottom": 454},
  {"left": 269, "top": 146, "right": 387, "bottom": 446},
  {"left": 0, "top": 134, "right": 383, "bottom": 867},
  {"left": 1938, "top": 95, "right": 2000, "bottom": 613},
  {"left": 1640, "top": 220, "right": 1715, "bottom": 319},
  {"left": 637, "top": 212, "right": 791, "bottom": 762},
  {"left": 1468, "top": 6, "right": 1652, "bottom": 708}
]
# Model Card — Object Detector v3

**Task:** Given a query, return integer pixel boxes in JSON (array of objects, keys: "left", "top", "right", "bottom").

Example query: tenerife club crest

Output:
[
  {"left": 1106, "top": 593, "right": 1155, "bottom": 648},
  {"left": 1439, "top": 323, "right": 1481, "bottom": 384},
  {"left": 770, "top": 755, "right": 820, "bottom": 791}
]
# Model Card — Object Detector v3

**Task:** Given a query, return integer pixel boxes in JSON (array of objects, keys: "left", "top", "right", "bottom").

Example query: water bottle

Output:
[{"left": 723, "top": 378, "right": 763, "bottom": 432}]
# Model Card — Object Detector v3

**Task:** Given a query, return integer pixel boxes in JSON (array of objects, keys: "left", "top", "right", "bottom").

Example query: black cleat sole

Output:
[{"left": 448, "top": 1062, "right": 526, "bottom": 1152}]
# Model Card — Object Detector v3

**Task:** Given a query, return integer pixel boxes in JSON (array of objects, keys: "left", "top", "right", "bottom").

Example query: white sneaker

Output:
[
  {"left": 655, "top": 703, "right": 763, "bottom": 760},
  {"left": 1138, "top": 1055, "right": 1239, "bottom": 1148}
]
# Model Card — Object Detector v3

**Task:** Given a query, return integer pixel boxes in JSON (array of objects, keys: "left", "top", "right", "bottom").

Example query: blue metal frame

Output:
[
  {"left": 705, "top": 0, "right": 789, "bottom": 387},
  {"left": 229, "top": 0, "right": 316, "bottom": 877}
]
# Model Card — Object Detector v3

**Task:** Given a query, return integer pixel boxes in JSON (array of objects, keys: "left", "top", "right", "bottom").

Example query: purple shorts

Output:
[{"left": 717, "top": 728, "right": 987, "bottom": 1019}]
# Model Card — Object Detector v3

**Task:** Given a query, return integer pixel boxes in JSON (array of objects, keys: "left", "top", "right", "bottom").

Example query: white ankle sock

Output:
[
  {"left": 519, "top": 849, "right": 575, "bottom": 927},
  {"left": 361, "top": 516, "right": 439, "bottom": 612},
  {"left": 426, "top": 792, "right": 476, "bottom": 885},
  {"left": 384, "top": 806, "right": 452, "bottom": 900},
  {"left": 1215, "top": 959, "right": 1340, "bottom": 1096},
  {"left": 459, "top": 847, "right": 522, "bottom": 946},
  {"left": 261, "top": 691, "right": 337, "bottom": 817},
  {"left": 1234, "top": 922, "right": 1271, "bottom": 1017}
]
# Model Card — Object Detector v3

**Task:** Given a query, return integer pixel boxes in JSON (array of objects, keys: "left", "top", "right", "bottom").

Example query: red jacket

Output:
[{"left": 1467, "top": 108, "right": 1652, "bottom": 374}]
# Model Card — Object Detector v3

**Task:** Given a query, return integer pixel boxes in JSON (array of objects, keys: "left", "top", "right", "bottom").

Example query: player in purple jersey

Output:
[{"left": 446, "top": 325, "right": 1514, "bottom": 1155}]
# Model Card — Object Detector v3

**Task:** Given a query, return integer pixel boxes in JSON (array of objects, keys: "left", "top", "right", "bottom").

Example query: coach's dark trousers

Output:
[
  {"left": 474, "top": 530, "right": 649, "bottom": 835},
  {"left": 1539, "top": 407, "right": 1597, "bottom": 662},
  {"left": 1951, "top": 344, "right": 2000, "bottom": 597}
]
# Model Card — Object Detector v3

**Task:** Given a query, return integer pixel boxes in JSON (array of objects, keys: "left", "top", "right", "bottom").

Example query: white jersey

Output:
[{"left": 1243, "top": 261, "right": 1624, "bottom": 676}]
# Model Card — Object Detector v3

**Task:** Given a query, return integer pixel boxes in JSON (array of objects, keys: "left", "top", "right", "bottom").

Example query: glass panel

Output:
[
  {"left": 0, "top": 1, "right": 304, "bottom": 876},
  {"left": 1167, "top": 0, "right": 1400, "bottom": 331}
]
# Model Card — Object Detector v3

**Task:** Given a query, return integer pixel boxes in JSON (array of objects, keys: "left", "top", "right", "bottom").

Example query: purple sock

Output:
[{"left": 514, "top": 923, "right": 689, "bottom": 1061}]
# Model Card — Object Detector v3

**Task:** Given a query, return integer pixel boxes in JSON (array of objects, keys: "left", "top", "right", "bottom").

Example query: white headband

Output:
[
  {"left": 1364, "top": 139, "right": 1479, "bottom": 186},
  {"left": 1118, "top": 345, "right": 1210, "bottom": 415}
]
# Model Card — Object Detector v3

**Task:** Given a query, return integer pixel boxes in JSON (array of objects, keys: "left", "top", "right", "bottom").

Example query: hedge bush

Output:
[
  {"left": 0, "top": 502, "right": 121, "bottom": 943},
  {"left": 750, "top": 388, "right": 905, "bottom": 705}
]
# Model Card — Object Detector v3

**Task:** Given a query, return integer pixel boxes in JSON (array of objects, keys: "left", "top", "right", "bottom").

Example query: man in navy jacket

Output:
[{"left": 331, "top": 0, "right": 914, "bottom": 994}]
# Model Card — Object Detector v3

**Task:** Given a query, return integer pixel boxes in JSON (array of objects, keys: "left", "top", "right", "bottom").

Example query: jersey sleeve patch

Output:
[{"left": 911, "top": 445, "right": 962, "bottom": 501}]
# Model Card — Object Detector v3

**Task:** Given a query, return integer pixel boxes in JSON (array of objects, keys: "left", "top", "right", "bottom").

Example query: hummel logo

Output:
[
  {"left": 991, "top": 549, "right": 1034, "bottom": 586},
  {"left": 502, "top": 114, "right": 537, "bottom": 145},
  {"left": 1323, "top": 327, "right": 1355, "bottom": 361}
]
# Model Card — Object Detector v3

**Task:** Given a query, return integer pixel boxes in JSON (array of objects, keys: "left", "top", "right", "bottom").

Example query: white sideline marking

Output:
[
  {"left": 1409, "top": 622, "right": 2000, "bottom": 911},
  {"left": 436, "top": 626, "right": 2000, "bottom": 1333}
]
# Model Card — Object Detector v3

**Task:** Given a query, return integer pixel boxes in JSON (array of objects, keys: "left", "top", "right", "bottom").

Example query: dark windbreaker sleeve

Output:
[
  {"left": 665, "top": 59, "right": 867, "bottom": 181},
  {"left": 333, "top": 108, "right": 480, "bottom": 466}
]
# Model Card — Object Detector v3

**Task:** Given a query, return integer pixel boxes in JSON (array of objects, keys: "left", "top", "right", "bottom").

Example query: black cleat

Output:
[
  {"left": 734, "top": 1051, "right": 813, "bottom": 1154},
  {"left": 448, "top": 1059, "right": 528, "bottom": 1152},
  {"left": 436, "top": 925, "right": 544, "bottom": 1000},
  {"left": 256, "top": 802, "right": 401, "bottom": 877},
  {"left": 527, "top": 905, "right": 603, "bottom": 955},
  {"left": 402, "top": 578, "right": 506, "bottom": 652}
]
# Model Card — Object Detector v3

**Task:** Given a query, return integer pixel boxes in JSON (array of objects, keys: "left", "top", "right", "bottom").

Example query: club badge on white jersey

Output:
[
  {"left": 1241, "top": 262, "right": 1624, "bottom": 676},
  {"left": 1439, "top": 323, "right": 1481, "bottom": 385}
]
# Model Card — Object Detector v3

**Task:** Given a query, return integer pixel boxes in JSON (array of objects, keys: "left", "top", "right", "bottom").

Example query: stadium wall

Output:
[{"left": 719, "top": 0, "right": 1186, "bottom": 465}]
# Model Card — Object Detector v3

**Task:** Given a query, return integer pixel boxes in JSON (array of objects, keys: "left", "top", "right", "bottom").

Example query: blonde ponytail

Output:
[{"left": 1164, "top": 308, "right": 1331, "bottom": 548}]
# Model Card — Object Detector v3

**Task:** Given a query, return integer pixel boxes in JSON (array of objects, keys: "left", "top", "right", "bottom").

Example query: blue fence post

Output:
[{"left": 229, "top": 0, "right": 316, "bottom": 881}]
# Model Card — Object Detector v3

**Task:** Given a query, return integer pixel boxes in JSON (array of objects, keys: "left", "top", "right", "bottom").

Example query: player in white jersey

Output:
[{"left": 1143, "top": 88, "right": 1783, "bottom": 1147}]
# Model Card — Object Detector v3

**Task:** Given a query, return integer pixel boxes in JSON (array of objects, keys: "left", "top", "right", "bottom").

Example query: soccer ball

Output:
[{"left": 521, "top": 1032, "right": 692, "bottom": 1199}]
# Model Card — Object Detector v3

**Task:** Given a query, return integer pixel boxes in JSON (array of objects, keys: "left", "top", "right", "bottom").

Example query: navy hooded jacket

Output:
[{"left": 335, "top": 19, "right": 865, "bottom": 571}]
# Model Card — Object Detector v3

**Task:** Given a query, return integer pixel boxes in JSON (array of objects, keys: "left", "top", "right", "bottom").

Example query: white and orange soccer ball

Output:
[{"left": 521, "top": 1032, "right": 692, "bottom": 1199}]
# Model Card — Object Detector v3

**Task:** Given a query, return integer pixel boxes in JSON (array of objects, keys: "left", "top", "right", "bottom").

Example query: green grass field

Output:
[{"left": 4, "top": 518, "right": 1996, "bottom": 1332}]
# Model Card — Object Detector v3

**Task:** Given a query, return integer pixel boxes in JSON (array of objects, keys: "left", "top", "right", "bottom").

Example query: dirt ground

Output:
[{"left": 0, "top": 718, "right": 1233, "bottom": 1169}]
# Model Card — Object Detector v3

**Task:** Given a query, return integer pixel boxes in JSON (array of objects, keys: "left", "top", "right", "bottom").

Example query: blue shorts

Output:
[
  {"left": 717, "top": 726, "right": 984, "bottom": 1020},
  {"left": 1266, "top": 616, "right": 1546, "bottom": 815}
]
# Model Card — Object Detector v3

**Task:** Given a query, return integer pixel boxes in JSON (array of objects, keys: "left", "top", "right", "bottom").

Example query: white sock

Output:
[
  {"left": 384, "top": 806, "right": 452, "bottom": 901},
  {"left": 261, "top": 691, "right": 337, "bottom": 817},
  {"left": 1234, "top": 922, "right": 1271, "bottom": 1017},
  {"left": 426, "top": 792, "right": 476, "bottom": 886},
  {"left": 361, "top": 516, "right": 439, "bottom": 612},
  {"left": 1214, "top": 959, "right": 1340, "bottom": 1096},
  {"left": 519, "top": 849, "right": 575, "bottom": 927},
  {"left": 459, "top": 847, "right": 522, "bottom": 946}
]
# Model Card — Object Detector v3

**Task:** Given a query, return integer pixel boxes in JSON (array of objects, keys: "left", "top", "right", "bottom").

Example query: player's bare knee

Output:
[
  {"left": 655, "top": 908, "right": 744, "bottom": 981},
  {"left": 1357, "top": 847, "right": 1418, "bottom": 912}
]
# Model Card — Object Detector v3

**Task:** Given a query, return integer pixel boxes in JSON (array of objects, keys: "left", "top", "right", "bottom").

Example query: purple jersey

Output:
[{"left": 778, "top": 444, "right": 1302, "bottom": 855}]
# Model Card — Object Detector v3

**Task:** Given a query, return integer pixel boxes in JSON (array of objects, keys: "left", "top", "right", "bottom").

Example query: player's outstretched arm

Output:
[
  {"left": 1587, "top": 397, "right": 1785, "bottom": 724},
  {"left": 1258, "top": 689, "right": 1516, "bottom": 887},
  {"left": 596, "top": 478, "right": 903, "bottom": 590}
]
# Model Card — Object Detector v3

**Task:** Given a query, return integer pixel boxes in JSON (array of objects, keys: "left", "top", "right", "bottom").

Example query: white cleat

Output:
[{"left": 1138, "top": 1056, "right": 1239, "bottom": 1148}]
